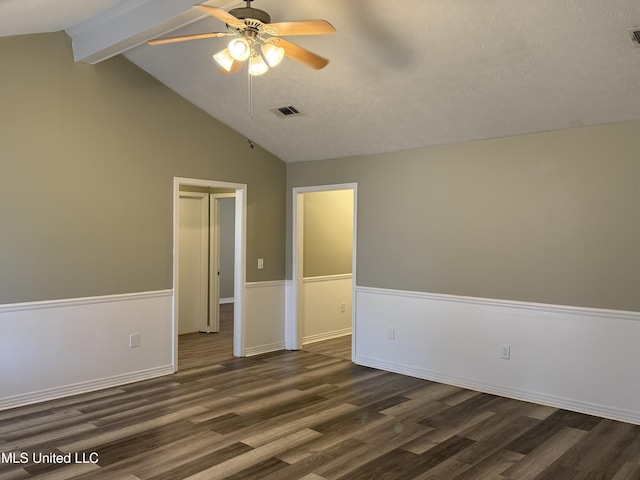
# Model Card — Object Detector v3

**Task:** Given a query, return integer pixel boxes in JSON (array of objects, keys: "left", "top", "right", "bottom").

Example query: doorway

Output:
[
  {"left": 177, "top": 191, "right": 236, "bottom": 334},
  {"left": 173, "top": 177, "right": 247, "bottom": 371},
  {"left": 289, "top": 184, "right": 357, "bottom": 359}
]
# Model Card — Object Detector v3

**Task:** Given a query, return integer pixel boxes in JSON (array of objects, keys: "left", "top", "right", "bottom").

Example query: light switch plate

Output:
[{"left": 501, "top": 344, "right": 510, "bottom": 360}]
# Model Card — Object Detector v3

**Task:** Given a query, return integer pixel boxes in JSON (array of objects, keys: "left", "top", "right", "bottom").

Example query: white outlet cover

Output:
[{"left": 501, "top": 344, "right": 510, "bottom": 360}]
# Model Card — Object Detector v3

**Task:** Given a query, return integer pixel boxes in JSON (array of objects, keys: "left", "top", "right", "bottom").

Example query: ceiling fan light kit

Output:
[
  {"left": 212, "top": 48, "right": 235, "bottom": 71},
  {"left": 262, "top": 43, "right": 285, "bottom": 67},
  {"left": 248, "top": 51, "right": 269, "bottom": 76},
  {"left": 228, "top": 37, "right": 251, "bottom": 61},
  {"left": 148, "top": 0, "right": 335, "bottom": 76}
]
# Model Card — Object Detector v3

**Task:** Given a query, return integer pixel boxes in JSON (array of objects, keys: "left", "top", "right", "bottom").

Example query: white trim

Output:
[
  {"left": 293, "top": 191, "right": 305, "bottom": 350},
  {"left": 0, "top": 365, "right": 173, "bottom": 412},
  {"left": 219, "top": 297, "right": 235, "bottom": 304},
  {"left": 303, "top": 273, "right": 353, "bottom": 284},
  {"left": 173, "top": 177, "right": 247, "bottom": 365},
  {"left": 233, "top": 186, "right": 247, "bottom": 358},
  {"left": 246, "top": 280, "right": 287, "bottom": 289},
  {"left": 354, "top": 286, "right": 640, "bottom": 425},
  {"left": 293, "top": 183, "right": 360, "bottom": 194},
  {"left": 351, "top": 187, "right": 358, "bottom": 362},
  {"left": 303, "top": 327, "right": 352, "bottom": 345},
  {"left": 285, "top": 280, "right": 295, "bottom": 350},
  {"left": 289, "top": 184, "right": 358, "bottom": 354},
  {"left": 356, "top": 285, "right": 640, "bottom": 322},
  {"left": 245, "top": 342, "right": 286, "bottom": 357},
  {"left": 0, "top": 290, "right": 173, "bottom": 314}
]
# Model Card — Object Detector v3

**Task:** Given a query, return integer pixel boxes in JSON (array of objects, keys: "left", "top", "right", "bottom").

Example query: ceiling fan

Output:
[{"left": 148, "top": 0, "right": 336, "bottom": 75}]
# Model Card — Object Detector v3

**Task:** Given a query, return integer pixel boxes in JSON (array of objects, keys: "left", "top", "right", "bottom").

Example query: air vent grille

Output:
[
  {"left": 629, "top": 27, "right": 640, "bottom": 47},
  {"left": 271, "top": 105, "right": 302, "bottom": 118}
]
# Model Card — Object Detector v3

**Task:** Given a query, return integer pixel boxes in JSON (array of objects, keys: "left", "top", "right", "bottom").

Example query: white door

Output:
[
  {"left": 209, "top": 195, "right": 220, "bottom": 333},
  {"left": 178, "top": 192, "right": 209, "bottom": 334},
  {"left": 209, "top": 194, "right": 236, "bottom": 333}
]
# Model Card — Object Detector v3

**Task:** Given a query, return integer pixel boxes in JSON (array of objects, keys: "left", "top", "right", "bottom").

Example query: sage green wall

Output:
[
  {"left": 287, "top": 121, "right": 640, "bottom": 312},
  {"left": 219, "top": 197, "right": 236, "bottom": 299},
  {"left": 303, "top": 190, "right": 353, "bottom": 278},
  {"left": 0, "top": 32, "right": 285, "bottom": 304}
]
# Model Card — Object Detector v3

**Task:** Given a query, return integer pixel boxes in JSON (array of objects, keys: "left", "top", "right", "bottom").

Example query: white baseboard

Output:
[
  {"left": 303, "top": 327, "right": 352, "bottom": 345},
  {"left": 355, "top": 286, "right": 640, "bottom": 425},
  {"left": 354, "top": 355, "right": 639, "bottom": 426},
  {"left": 0, "top": 365, "right": 174, "bottom": 411},
  {"left": 219, "top": 297, "right": 234, "bottom": 304},
  {"left": 245, "top": 342, "right": 286, "bottom": 357}
]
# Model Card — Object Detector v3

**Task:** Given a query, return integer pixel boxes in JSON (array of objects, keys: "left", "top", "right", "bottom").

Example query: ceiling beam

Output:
[{"left": 66, "top": 0, "right": 242, "bottom": 64}]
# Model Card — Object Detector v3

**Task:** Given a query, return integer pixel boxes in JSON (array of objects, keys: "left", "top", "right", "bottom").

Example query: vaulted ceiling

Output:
[{"left": 2, "top": 0, "right": 639, "bottom": 162}]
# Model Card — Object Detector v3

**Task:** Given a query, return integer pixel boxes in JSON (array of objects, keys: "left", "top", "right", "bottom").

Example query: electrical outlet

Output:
[
  {"left": 340, "top": 302, "right": 346, "bottom": 313},
  {"left": 130, "top": 333, "right": 140, "bottom": 348},
  {"left": 388, "top": 328, "right": 395, "bottom": 340},
  {"left": 501, "top": 344, "right": 510, "bottom": 360},
  {"left": 257, "top": 258, "right": 264, "bottom": 270}
]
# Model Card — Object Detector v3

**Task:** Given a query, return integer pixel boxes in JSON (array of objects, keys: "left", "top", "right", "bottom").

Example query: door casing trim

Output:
[{"left": 173, "top": 177, "right": 247, "bottom": 370}]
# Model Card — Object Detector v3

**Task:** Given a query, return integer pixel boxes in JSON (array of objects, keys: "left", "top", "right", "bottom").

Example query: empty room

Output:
[{"left": 2, "top": 1, "right": 640, "bottom": 478}]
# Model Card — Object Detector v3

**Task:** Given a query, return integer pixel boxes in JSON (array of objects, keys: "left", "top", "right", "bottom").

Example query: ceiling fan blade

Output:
[
  {"left": 265, "top": 38, "right": 329, "bottom": 70},
  {"left": 263, "top": 20, "right": 336, "bottom": 36},
  {"left": 194, "top": 5, "right": 246, "bottom": 29},
  {"left": 147, "top": 32, "right": 233, "bottom": 46}
]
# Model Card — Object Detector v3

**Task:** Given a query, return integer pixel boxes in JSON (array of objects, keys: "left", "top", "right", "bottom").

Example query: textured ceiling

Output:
[
  {"left": 2, "top": 0, "right": 640, "bottom": 162},
  {"left": 0, "top": 0, "right": 124, "bottom": 36}
]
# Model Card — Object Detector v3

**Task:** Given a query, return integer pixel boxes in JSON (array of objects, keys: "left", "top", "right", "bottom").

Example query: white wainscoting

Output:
[
  {"left": 355, "top": 286, "right": 640, "bottom": 425},
  {"left": 0, "top": 290, "right": 174, "bottom": 411},
  {"left": 302, "top": 274, "right": 352, "bottom": 345},
  {"left": 244, "top": 281, "right": 286, "bottom": 356}
]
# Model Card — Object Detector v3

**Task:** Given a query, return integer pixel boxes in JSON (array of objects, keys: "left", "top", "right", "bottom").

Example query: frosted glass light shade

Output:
[
  {"left": 228, "top": 37, "right": 250, "bottom": 61},
  {"left": 213, "top": 48, "right": 235, "bottom": 71},
  {"left": 262, "top": 43, "right": 285, "bottom": 67},
  {"left": 248, "top": 54, "right": 269, "bottom": 76}
]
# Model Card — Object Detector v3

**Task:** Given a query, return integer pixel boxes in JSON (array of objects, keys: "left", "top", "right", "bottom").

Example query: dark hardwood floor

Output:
[
  {"left": 2, "top": 304, "right": 640, "bottom": 479},
  {"left": 303, "top": 335, "right": 351, "bottom": 362}
]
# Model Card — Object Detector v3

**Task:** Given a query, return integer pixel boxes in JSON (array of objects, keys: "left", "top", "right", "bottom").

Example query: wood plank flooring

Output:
[
  {"left": 2, "top": 304, "right": 640, "bottom": 479},
  {"left": 303, "top": 336, "right": 351, "bottom": 362}
]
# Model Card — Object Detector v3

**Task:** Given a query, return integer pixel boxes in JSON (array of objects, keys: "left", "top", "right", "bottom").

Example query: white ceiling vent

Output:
[
  {"left": 271, "top": 105, "right": 302, "bottom": 118},
  {"left": 628, "top": 27, "right": 640, "bottom": 47}
]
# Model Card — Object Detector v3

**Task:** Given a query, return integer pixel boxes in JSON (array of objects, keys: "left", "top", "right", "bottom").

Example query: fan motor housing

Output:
[{"left": 228, "top": 7, "right": 271, "bottom": 24}]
